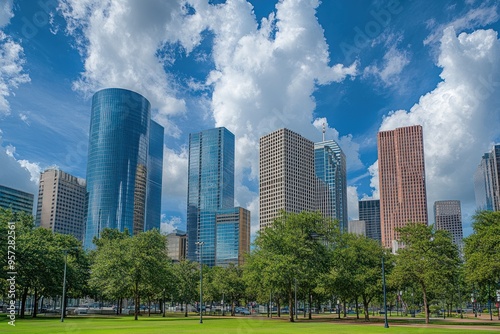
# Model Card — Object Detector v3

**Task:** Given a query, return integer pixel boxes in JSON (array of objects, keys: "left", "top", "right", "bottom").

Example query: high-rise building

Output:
[
  {"left": 259, "top": 128, "right": 317, "bottom": 230},
  {"left": 348, "top": 220, "right": 366, "bottom": 236},
  {"left": 315, "top": 139, "right": 348, "bottom": 232},
  {"left": 358, "top": 199, "right": 381, "bottom": 243},
  {"left": 187, "top": 127, "right": 236, "bottom": 267},
  {"left": 434, "top": 200, "right": 463, "bottom": 247},
  {"left": 166, "top": 229, "right": 187, "bottom": 262},
  {"left": 0, "top": 184, "right": 34, "bottom": 214},
  {"left": 215, "top": 207, "right": 250, "bottom": 267},
  {"left": 145, "top": 120, "right": 164, "bottom": 231},
  {"left": 474, "top": 145, "right": 500, "bottom": 211},
  {"left": 84, "top": 88, "right": 164, "bottom": 249},
  {"left": 378, "top": 125, "right": 428, "bottom": 248},
  {"left": 35, "top": 169, "right": 87, "bottom": 241}
]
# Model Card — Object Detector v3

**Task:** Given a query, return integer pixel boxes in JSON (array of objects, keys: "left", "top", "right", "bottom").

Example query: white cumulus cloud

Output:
[{"left": 370, "top": 27, "right": 500, "bottom": 226}]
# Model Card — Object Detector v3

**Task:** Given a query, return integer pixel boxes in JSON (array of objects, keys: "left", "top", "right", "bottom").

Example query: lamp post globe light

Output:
[{"left": 195, "top": 241, "right": 204, "bottom": 324}]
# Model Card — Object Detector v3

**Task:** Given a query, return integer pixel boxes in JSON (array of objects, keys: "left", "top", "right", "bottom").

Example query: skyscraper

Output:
[
  {"left": 84, "top": 88, "right": 163, "bottom": 249},
  {"left": 378, "top": 125, "right": 428, "bottom": 249},
  {"left": 434, "top": 200, "right": 463, "bottom": 247},
  {"left": 259, "top": 128, "right": 317, "bottom": 230},
  {"left": 315, "top": 139, "right": 348, "bottom": 232},
  {"left": 0, "top": 184, "right": 34, "bottom": 214},
  {"left": 35, "top": 169, "right": 87, "bottom": 242},
  {"left": 474, "top": 145, "right": 500, "bottom": 211},
  {"left": 358, "top": 199, "right": 381, "bottom": 243},
  {"left": 145, "top": 120, "right": 164, "bottom": 231},
  {"left": 215, "top": 207, "right": 250, "bottom": 267},
  {"left": 187, "top": 127, "right": 236, "bottom": 267}
]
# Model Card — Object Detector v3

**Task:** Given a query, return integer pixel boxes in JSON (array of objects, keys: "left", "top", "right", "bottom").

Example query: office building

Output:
[
  {"left": 0, "top": 184, "right": 34, "bottom": 214},
  {"left": 84, "top": 88, "right": 164, "bottom": 249},
  {"left": 35, "top": 169, "right": 87, "bottom": 241},
  {"left": 166, "top": 230, "right": 187, "bottom": 262},
  {"left": 315, "top": 139, "right": 348, "bottom": 232},
  {"left": 259, "top": 128, "right": 317, "bottom": 230},
  {"left": 358, "top": 199, "right": 381, "bottom": 242},
  {"left": 187, "top": 127, "right": 240, "bottom": 267},
  {"left": 215, "top": 207, "right": 250, "bottom": 267},
  {"left": 474, "top": 145, "right": 500, "bottom": 211},
  {"left": 434, "top": 200, "right": 463, "bottom": 247},
  {"left": 378, "top": 125, "right": 428, "bottom": 249},
  {"left": 348, "top": 220, "right": 366, "bottom": 236}
]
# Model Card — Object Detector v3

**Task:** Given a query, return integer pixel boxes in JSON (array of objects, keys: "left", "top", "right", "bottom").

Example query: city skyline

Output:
[{"left": 1, "top": 1, "right": 500, "bottom": 239}]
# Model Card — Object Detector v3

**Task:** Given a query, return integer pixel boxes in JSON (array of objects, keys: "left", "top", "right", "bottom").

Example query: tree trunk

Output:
[
  {"left": 184, "top": 302, "right": 188, "bottom": 317},
  {"left": 309, "top": 293, "right": 312, "bottom": 320},
  {"left": 134, "top": 281, "right": 139, "bottom": 320},
  {"left": 343, "top": 301, "right": 347, "bottom": 318},
  {"left": 232, "top": 301, "right": 235, "bottom": 316},
  {"left": 422, "top": 285, "right": 429, "bottom": 324},
  {"left": 32, "top": 288, "right": 38, "bottom": 318},
  {"left": 363, "top": 296, "right": 370, "bottom": 321},
  {"left": 289, "top": 286, "right": 294, "bottom": 322},
  {"left": 148, "top": 296, "right": 151, "bottom": 317},
  {"left": 355, "top": 296, "right": 359, "bottom": 319},
  {"left": 20, "top": 287, "right": 28, "bottom": 318},
  {"left": 277, "top": 298, "right": 281, "bottom": 317}
]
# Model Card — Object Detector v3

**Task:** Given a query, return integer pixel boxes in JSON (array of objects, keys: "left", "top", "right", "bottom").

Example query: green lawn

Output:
[{"left": 1, "top": 315, "right": 499, "bottom": 334}]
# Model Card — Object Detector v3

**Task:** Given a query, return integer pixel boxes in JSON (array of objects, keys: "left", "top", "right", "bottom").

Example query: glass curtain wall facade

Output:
[
  {"left": 85, "top": 88, "right": 151, "bottom": 249},
  {"left": 474, "top": 145, "right": 500, "bottom": 211},
  {"left": 0, "top": 185, "right": 34, "bottom": 214},
  {"left": 187, "top": 127, "right": 235, "bottom": 266},
  {"left": 215, "top": 207, "right": 250, "bottom": 267},
  {"left": 358, "top": 199, "right": 381, "bottom": 243},
  {"left": 145, "top": 120, "right": 164, "bottom": 231},
  {"left": 314, "top": 140, "right": 348, "bottom": 232}
]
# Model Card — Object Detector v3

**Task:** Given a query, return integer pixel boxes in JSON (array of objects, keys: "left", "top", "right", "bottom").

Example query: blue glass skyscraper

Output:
[
  {"left": 145, "top": 120, "right": 164, "bottom": 231},
  {"left": 187, "top": 127, "right": 235, "bottom": 266},
  {"left": 84, "top": 88, "right": 163, "bottom": 249},
  {"left": 314, "top": 140, "right": 348, "bottom": 232}
]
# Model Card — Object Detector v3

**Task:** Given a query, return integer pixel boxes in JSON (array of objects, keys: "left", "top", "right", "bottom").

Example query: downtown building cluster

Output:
[{"left": 2, "top": 89, "right": 500, "bottom": 260}]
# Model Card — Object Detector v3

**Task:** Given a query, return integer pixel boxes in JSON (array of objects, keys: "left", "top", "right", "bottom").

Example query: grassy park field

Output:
[{"left": 1, "top": 314, "right": 499, "bottom": 334}]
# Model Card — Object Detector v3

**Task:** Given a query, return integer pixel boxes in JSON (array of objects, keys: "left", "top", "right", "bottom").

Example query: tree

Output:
[
  {"left": 90, "top": 228, "right": 170, "bottom": 320},
  {"left": 464, "top": 211, "right": 500, "bottom": 319},
  {"left": 172, "top": 260, "right": 199, "bottom": 317},
  {"left": 390, "top": 223, "right": 460, "bottom": 324},
  {"left": 245, "top": 211, "right": 336, "bottom": 322}
]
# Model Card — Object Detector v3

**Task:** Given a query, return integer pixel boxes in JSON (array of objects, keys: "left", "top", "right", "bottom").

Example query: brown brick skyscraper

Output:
[{"left": 378, "top": 125, "right": 428, "bottom": 249}]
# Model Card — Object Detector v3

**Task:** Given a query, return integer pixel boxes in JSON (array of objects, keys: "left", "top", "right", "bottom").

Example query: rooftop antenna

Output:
[{"left": 322, "top": 122, "right": 326, "bottom": 142}]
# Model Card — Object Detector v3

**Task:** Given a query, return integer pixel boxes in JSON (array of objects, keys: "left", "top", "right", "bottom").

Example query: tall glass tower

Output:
[
  {"left": 314, "top": 140, "right": 348, "bottom": 232},
  {"left": 145, "top": 120, "right": 164, "bottom": 231},
  {"left": 187, "top": 127, "right": 235, "bottom": 266},
  {"left": 474, "top": 145, "right": 500, "bottom": 211},
  {"left": 84, "top": 88, "right": 163, "bottom": 249}
]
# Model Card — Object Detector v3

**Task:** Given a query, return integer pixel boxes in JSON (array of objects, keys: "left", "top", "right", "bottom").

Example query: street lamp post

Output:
[
  {"left": 61, "top": 250, "right": 69, "bottom": 322},
  {"left": 195, "top": 241, "right": 204, "bottom": 324},
  {"left": 382, "top": 256, "right": 389, "bottom": 328}
]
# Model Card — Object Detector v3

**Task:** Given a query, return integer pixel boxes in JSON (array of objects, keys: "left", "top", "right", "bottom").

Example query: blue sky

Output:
[{"left": 1, "top": 0, "right": 500, "bottom": 238}]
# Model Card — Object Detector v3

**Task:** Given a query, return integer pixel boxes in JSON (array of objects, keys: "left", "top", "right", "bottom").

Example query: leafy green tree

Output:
[
  {"left": 245, "top": 211, "right": 336, "bottom": 322},
  {"left": 172, "top": 260, "right": 199, "bottom": 317},
  {"left": 215, "top": 264, "right": 246, "bottom": 315},
  {"left": 390, "top": 223, "right": 460, "bottom": 324},
  {"left": 464, "top": 211, "right": 500, "bottom": 319}
]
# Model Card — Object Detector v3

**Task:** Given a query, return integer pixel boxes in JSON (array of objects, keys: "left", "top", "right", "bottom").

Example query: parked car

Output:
[{"left": 239, "top": 308, "right": 251, "bottom": 315}]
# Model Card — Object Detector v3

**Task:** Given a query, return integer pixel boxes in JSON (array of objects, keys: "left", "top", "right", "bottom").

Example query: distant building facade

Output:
[
  {"left": 378, "top": 125, "right": 428, "bottom": 248},
  {"left": 348, "top": 220, "right": 366, "bottom": 236},
  {"left": 434, "top": 200, "right": 463, "bottom": 247},
  {"left": 474, "top": 145, "right": 500, "bottom": 211},
  {"left": 314, "top": 140, "right": 348, "bottom": 232},
  {"left": 187, "top": 127, "right": 249, "bottom": 267},
  {"left": 215, "top": 207, "right": 250, "bottom": 267},
  {"left": 358, "top": 199, "right": 381, "bottom": 243},
  {"left": 166, "top": 230, "right": 187, "bottom": 262},
  {"left": 0, "top": 184, "right": 34, "bottom": 214},
  {"left": 35, "top": 169, "right": 87, "bottom": 241},
  {"left": 84, "top": 88, "right": 163, "bottom": 249},
  {"left": 259, "top": 128, "right": 317, "bottom": 230}
]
